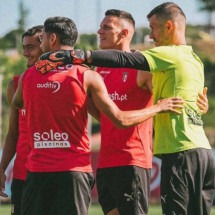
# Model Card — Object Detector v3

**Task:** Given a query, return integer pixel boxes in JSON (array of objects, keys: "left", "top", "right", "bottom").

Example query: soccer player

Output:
[
  {"left": 0, "top": 25, "right": 43, "bottom": 215},
  {"left": 12, "top": 16, "right": 184, "bottom": 215},
  {"left": 95, "top": 9, "right": 153, "bottom": 215},
  {"left": 36, "top": 2, "right": 215, "bottom": 215}
]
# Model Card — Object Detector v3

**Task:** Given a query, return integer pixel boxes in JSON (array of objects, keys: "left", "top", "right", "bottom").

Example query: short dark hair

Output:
[
  {"left": 22, "top": 25, "right": 43, "bottom": 42},
  {"left": 105, "top": 9, "right": 135, "bottom": 28},
  {"left": 147, "top": 2, "right": 186, "bottom": 21},
  {"left": 44, "top": 16, "right": 78, "bottom": 47}
]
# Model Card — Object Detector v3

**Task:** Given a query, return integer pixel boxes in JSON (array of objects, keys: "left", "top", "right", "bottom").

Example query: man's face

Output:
[
  {"left": 39, "top": 29, "right": 52, "bottom": 53},
  {"left": 97, "top": 15, "right": 123, "bottom": 49},
  {"left": 148, "top": 14, "right": 167, "bottom": 47},
  {"left": 22, "top": 35, "right": 43, "bottom": 67}
]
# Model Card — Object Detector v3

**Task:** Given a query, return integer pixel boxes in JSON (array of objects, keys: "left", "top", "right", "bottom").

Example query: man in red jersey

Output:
[
  {"left": 94, "top": 9, "right": 153, "bottom": 215},
  {"left": 0, "top": 25, "right": 43, "bottom": 215},
  {"left": 12, "top": 16, "right": 184, "bottom": 215}
]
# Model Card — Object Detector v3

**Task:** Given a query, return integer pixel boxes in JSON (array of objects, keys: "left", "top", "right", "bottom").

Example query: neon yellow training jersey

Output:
[{"left": 142, "top": 45, "right": 211, "bottom": 156}]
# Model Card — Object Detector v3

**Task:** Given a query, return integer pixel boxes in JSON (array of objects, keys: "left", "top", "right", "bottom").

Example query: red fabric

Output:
[
  {"left": 97, "top": 67, "right": 153, "bottom": 168},
  {"left": 22, "top": 65, "right": 92, "bottom": 172},
  {"left": 13, "top": 76, "right": 29, "bottom": 180}
]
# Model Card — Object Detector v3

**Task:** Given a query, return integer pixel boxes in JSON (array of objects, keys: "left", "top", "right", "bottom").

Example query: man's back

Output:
[{"left": 22, "top": 64, "right": 92, "bottom": 173}]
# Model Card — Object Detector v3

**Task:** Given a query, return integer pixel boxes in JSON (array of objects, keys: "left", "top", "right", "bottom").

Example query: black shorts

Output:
[
  {"left": 11, "top": 178, "right": 25, "bottom": 215},
  {"left": 96, "top": 166, "right": 151, "bottom": 215},
  {"left": 160, "top": 148, "right": 215, "bottom": 215},
  {"left": 21, "top": 171, "right": 95, "bottom": 215}
]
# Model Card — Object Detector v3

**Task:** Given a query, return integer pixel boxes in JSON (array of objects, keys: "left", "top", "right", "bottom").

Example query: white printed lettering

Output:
[
  {"left": 36, "top": 81, "right": 61, "bottom": 93},
  {"left": 33, "top": 130, "right": 70, "bottom": 148},
  {"left": 108, "top": 91, "right": 127, "bottom": 101}
]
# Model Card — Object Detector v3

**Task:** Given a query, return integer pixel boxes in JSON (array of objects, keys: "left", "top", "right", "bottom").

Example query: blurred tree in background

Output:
[
  {"left": 197, "top": 0, "right": 215, "bottom": 33},
  {"left": 0, "top": 1, "right": 28, "bottom": 52}
]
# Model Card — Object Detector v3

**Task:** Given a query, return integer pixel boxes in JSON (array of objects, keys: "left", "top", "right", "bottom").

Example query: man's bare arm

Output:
[
  {"left": 12, "top": 73, "right": 24, "bottom": 109},
  {"left": 84, "top": 70, "right": 184, "bottom": 128},
  {"left": 0, "top": 80, "right": 19, "bottom": 197}
]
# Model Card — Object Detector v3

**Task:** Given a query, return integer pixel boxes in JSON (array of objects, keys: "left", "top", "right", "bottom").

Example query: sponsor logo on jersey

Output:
[
  {"left": 187, "top": 109, "right": 203, "bottom": 126},
  {"left": 37, "top": 81, "right": 61, "bottom": 93},
  {"left": 50, "top": 64, "right": 74, "bottom": 72},
  {"left": 21, "top": 109, "right": 26, "bottom": 116},
  {"left": 122, "top": 72, "right": 128, "bottom": 82},
  {"left": 99, "top": 70, "right": 110, "bottom": 80},
  {"left": 99, "top": 70, "right": 111, "bottom": 75},
  {"left": 109, "top": 91, "right": 127, "bottom": 101},
  {"left": 58, "top": 64, "right": 74, "bottom": 71},
  {"left": 33, "top": 129, "right": 70, "bottom": 148}
]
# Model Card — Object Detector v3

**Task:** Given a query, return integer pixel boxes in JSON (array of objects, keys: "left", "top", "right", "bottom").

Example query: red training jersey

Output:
[
  {"left": 97, "top": 67, "right": 153, "bottom": 169},
  {"left": 22, "top": 64, "right": 92, "bottom": 172},
  {"left": 12, "top": 76, "right": 29, "bottom": 180}
]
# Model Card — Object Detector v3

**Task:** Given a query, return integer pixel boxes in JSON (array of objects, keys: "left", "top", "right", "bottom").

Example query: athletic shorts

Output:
[
  {"left": 160, "top": 148, "right": 215, "bottom": 215},
  {"left": 21, "top": 171, "right": 95, "bottom": 215},
  {"left": 96, "top": 166, "right": 151, "bottom": 215},
  {"left": 11, "top": 179, "right": 25, "bottom": 215}
]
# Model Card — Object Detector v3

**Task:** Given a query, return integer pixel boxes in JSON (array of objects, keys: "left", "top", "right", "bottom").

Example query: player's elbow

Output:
[{"left": 113, "top": 114, "right": 131, "bottom": 128}]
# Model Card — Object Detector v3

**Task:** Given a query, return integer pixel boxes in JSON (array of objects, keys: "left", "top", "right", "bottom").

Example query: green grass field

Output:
[{"left": 0, "top": 203, "right": 215, "bottom": 215}]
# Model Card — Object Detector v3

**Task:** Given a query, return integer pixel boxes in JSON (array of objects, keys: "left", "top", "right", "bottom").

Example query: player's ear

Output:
[
  {"left": 121, "top": 29, "right": 128, "bottom": 38},
  {"left": 50, "top": 33, "right": 57, "bottom": 45},
  {"left": 166, "top": 20, "right": 173, "bottom": 32}
]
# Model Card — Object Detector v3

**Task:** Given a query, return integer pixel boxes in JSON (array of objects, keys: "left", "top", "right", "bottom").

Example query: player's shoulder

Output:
[{"left": 8, "top": 74, "right": 22, "bottom": 90}]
